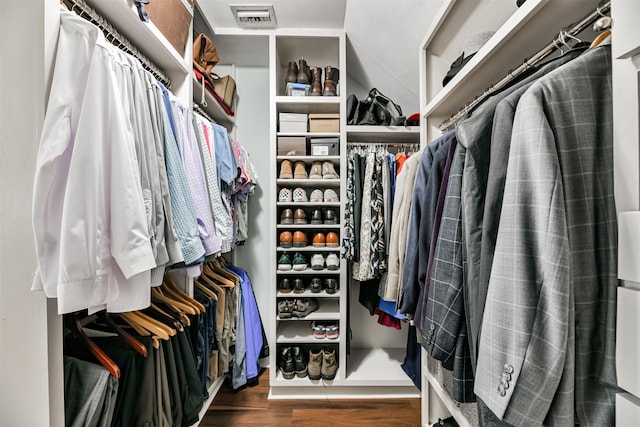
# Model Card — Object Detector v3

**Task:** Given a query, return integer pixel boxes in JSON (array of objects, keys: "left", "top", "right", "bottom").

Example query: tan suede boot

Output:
[
  {"left": 308, "top": 346, "right": 323, "bottom": 380},
  {"left": 321, "top": 346, "right": 337, "bottom": 380}
]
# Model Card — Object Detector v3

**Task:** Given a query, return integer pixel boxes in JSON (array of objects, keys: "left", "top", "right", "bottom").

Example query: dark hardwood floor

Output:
[{"left": 200, "top": 369, "right": 422, "bottom": 427}]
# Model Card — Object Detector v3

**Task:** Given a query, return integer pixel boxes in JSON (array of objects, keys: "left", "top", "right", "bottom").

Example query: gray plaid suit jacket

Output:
[
  {"left": 474, "top": 44, "right": 617, "bottom": 426},
  {"left": 422, "top": 144, "right": 475, "bottom": 403}
]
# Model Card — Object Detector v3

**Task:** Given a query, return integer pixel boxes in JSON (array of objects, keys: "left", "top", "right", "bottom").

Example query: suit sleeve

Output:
[{"left": 474, "top": 91, "right": 571, "bottom": 424}]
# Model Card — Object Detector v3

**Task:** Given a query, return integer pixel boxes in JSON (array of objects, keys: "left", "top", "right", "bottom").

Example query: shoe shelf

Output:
[
  {"left": 277, "top": 132, "right": 340, "bottom": 138},
  {"left": 277, "top": 290, "right": 340, "bottom": 298},
  {"left": 277, "top": 268, "right": 340, "bottom": 275},
  {"left": 345, "top": 348, "right": 419, "bottom": 389},
  {"left": 276, "top": 224, "right": 341, "bottom": 230},
  {"left": 277, "top": 155, "right": 340, "bottom": 163},
  {"left": 277, "top": 322, "right": 341, "bottom": 344},
  {"left": 277, "top": 246, "right": 341, "bottom": 252},
  {"left": 276, "top": 299, "right": 340, "bottom": 321},
  {"left": 277, "top": 179, "right": 341, "bottom": 186},
  {"left": 277, "top": 202, "right": 341, "bottom": 207},
  {"left": 272, "top": 368, "right": 341, "bottom": 387}
]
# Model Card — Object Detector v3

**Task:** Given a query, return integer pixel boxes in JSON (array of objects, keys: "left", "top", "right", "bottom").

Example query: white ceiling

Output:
[{"left": 197, "top": 0, "right": 443, "bottom": 113}]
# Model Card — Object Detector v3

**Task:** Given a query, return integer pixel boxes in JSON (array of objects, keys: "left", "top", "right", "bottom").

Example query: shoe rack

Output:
[
  {"left": 268, "top": 30, "right": 418, "bottom": 399},
  {"left": 269, "top": 30, "right": 347, "bottom": 394}
]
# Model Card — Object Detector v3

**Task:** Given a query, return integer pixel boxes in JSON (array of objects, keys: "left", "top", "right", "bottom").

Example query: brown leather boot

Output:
[
  {"left": 310, "top": 67, "right": 323, "bottom": 96},
  {"left": 297, "top": 57, "right": 311, "bottom": 84},
  {"left": 286, "top": 61, "right": 298, "bottom": 84},
  {"left": 323, "top": 66, "right": 339, "bottom": 96}
]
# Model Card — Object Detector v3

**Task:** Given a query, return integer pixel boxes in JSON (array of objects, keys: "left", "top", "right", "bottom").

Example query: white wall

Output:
[
  {"left": 0, "top": 0, "right": 63, "bottom": 425},
  {"left": 233, "top": 66, "right": 272, "bottom": 359}
]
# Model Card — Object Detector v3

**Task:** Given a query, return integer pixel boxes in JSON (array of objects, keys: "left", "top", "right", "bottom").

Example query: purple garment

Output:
[
  {"left": 171, "top": 102, "right": 221, "bottom": 255},
  {"left": 228, "top": 265, "right": 264, "bottom": 380}
]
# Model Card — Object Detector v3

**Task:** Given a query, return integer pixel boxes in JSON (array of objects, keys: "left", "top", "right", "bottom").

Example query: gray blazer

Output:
[
  {"left": 457, "top": 47, "right": 587, "bottom": 372},
  {"left": 474, "top": 44, "right": 617, "bottom": 426}
]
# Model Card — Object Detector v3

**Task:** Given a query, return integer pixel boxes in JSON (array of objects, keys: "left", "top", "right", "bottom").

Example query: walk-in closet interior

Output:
[{"left": 2, "top": 0, "right": 640, "bottom": 425}]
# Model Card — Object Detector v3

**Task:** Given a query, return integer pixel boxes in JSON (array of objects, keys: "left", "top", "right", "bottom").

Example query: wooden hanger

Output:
[
  {"left": 120, "top": 311, "right": 171, "bottom": 341},
  {"left": 211, "top": 259, "right": 239, "bottom": 283},
  {"left": 96, "top": 311, "right": 148, "bottom": 357},
  {"left": 195, "top": 279, "right": 219, "bottom": 301},
  {"left": 115, "top": 313, "right": 161, "bottom": 349},
  {"left": 162, "top": 276, "right": 207, "bottom": 312},
  {"left": 143, "top": 305, "right": 184, "bottom": 332},
  {"left": 135, "top": 310, "right": 177, "bottom": 337},
  {"left": 67, "top": 314, "right": 121, "bottom": 378},
  {"left": 202, "top": 263, "right": 234, "bottom": 288},
  {"left": 590, "top": 29, "right": 611, "bottom": 48},
  {"left": 152, "top": 287, "right": 198, "bottom": 315}
]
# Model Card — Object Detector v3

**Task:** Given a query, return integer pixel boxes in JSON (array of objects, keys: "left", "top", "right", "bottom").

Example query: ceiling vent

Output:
[{"left": 230, "top": 5, "right": 277, "bottom": 28}]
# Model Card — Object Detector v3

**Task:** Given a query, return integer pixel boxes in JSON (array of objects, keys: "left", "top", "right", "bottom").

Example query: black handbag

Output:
[
  {"left": 432, "top": 417, "right": 459, "bottom": 427},
  {"left": 347, "top": 88, "right": 406, "bottom": 126}
]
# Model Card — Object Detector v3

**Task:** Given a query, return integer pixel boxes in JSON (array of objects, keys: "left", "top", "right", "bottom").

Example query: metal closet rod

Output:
[
  {"left": 193, "top": 103, "right": 215, "bottom": 123},
  {"left": 439, "top": 0, "right": 611, "bottom": 131},
  {"left": 62, "top": 0, "right": 172, "bottom": 87}
]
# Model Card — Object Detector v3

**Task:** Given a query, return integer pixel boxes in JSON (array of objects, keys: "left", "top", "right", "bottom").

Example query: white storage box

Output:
[{"left": 279, "top": 113, "right": 308, "bottom": 133}]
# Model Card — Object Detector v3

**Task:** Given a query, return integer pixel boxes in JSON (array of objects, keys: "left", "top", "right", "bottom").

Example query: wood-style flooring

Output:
[{"left": 200, "top": 369, "right": 421, "bottom": 427}]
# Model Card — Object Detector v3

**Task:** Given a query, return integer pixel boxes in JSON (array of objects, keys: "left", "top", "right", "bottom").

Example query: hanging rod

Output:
[
  {"left": 193, "top": 103, "right": 215, "bottom": 123},
  {"left": 347, "top": 141, "right": 420, "bottom": 147},
  {"left": 62, "top": 0, "right": 171, "bottom": 87},
  {"left": 439, "top": 0, "right": 611, "bottom": 131}
]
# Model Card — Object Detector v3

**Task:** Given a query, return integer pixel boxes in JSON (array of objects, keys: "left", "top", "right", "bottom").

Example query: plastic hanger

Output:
[{"left": 66, "top": 314, "right": 121, "bottom": 378}]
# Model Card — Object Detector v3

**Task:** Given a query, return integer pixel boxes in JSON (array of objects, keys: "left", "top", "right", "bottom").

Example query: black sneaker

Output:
[
  {"left": 280, "top": 347, "right": 295, "bottom": 379},
  {"left": 324, "top": 278, "right": 338, "bottom": 294},
  {"left": 293, "top": 346, "right": 308, "bottom": 378},
  {"left": 310, "top": 278, "right": 323, "bottom": 293},
  {"left": 324, "top": 208, "right": 337, "bottom": 224}
]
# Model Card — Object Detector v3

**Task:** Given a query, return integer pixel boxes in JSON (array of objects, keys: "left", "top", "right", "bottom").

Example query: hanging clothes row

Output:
[
  {"left": 64, "top": 259, "right": 266, "bottom": 426},
  {"left": 31, "top": 10, "right": 258, "bottom": 315},
  {"left": 397, "top": 31, "right": 617, "bottom": 425}
]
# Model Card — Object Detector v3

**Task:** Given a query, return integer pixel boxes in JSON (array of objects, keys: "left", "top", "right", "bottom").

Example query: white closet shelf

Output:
[
  {"left": 276, "top": 179, "right": 341, "bottom": 186},
  {"left": 277, "top": 155, "right": 340, "bottom": 162},
  {"left": 346, "top": 126, "right": 420, "bottom": 144},
  {"left": 277, "top": 322, "right": 342, "bottom": 344},
  {"left": 276, "top": 299, "right": 340, "bottom": 321},
  {"left": 277, "top": 132, "right": 340, "bottom": 137},
  {"left": 421, "top": 0, "right": 600, "bottom": 120},
  {"left": 276, "top": 225, "right": 341, "bottom": 230},
  {"left": 85, "top": 0, "right": 189, "bottom": 78},
  {"left": 345, "top": 348, "right": 419, "bottom": 389},
  {"left": 277, "top": 290, "right": 341, "bottom": 298},
  {"left": 275, "top": 96, "right": 340, "bottom": 114},
  {"left": 192, "top": 75, "right": 235, "bottom": 126},
  {"left": 423, "top": 369, "right": 472, "bottom": 427},
  {"left": 272, "top": 367, "right": 342, "bottom": 387},
  {"left": 276, "top": 246, "right": 342, "bottom": 251},
  {"left": 277, "top": 268, "right": 341, "bottom": 275},
  {"left": 277, "top": 202, "right": 341, "bottom": 207}
]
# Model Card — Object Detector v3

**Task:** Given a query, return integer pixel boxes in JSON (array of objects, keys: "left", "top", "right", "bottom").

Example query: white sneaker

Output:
[
  {"left": 309, "top": 161, "right": 323, "bottom": 179},
  {"left": 310, "top": 253, "right": 325, "bottom": 270},
  {"left": 293, "top": 187, "right": 308, "bottom": 202},
  {"left": 325, "top": 253, "right": 340, "bottom": 270},
  {"left": 279, "top": 188, "right": 292, "bottom": 202},
  {"left": 323, "top": 189, "right": 339, "bottom": 203},
  {"left": 310, "top": 189, "right": 323, "bottom": 203}
]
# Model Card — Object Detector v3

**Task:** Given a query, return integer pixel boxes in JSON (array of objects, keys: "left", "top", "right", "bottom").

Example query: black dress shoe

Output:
[
  {"left": 293, "top": 278, "right": 305, "bottom": 294},
  {"left": 324, "top": 278, "right": 338, "bottom": 294},
  {"left": 324, "top": 208, "right": 337, "bottom": 224},
  {"left": 279, "top": 278, "right": 292, "bottom": 293},
  {"left": 310, "top": 209, "right": 323, "bottom": 224}
]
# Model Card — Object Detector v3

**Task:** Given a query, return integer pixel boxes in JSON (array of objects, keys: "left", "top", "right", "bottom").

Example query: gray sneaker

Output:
[{"left": 292, "top": 298, "right": 319, "bottom": 318}]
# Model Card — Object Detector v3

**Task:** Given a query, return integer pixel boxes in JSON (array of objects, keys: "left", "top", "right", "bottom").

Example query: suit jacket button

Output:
[
  {"left": 497, "top": 386, "right": 506, "bottom": 397},
  {"left": 430, "top": 324, "right": 436, "bottom": 330},
  {"left": 500, "top": 379, "right": 509, "bottom": 389},
  {"left": 504, "top": 364, "right": 514, "bottom": 374},
  {"left": 502, "top": 372, "right": 512, "bottom": 381}
]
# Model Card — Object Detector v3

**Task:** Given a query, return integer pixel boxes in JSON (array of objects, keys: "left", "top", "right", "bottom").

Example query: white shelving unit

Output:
[
  {"left": 346, "top": 125, "right": 420, "bottom": 143},
  {"left": 418, "top": 0, "right": 603, "bottom": 425},
  {"left": 192, "top": 74, "right": 236, "bottom": 128}
]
